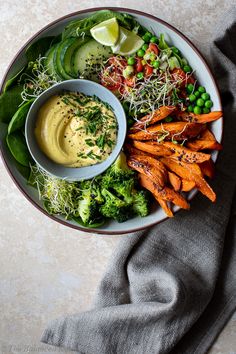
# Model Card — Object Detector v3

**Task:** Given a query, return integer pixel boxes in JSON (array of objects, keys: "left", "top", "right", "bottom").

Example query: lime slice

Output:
[
  {"left": 90, "top": 18, "right": 119, "bottom": 46},
  {"left": 111, "top": 27, "right": 144, "bottom": 56}
]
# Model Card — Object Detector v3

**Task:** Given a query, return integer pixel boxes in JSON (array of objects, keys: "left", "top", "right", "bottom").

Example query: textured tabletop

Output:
[{"left": 0, "top": 1, "right": 235, "bottom": 353}]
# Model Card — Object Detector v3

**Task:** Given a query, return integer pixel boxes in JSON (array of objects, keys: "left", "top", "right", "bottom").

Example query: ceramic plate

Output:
[{"left": 0, "top": 7, "right": 222, "bottom": 234}]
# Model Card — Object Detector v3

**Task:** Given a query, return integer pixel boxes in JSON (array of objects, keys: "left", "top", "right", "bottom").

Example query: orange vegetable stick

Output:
[
  {"left": 130, "top": 106, "right": 176, "bottom": 131},
  {"left": 176, "top": 110, "right": 223, "bottom": 123},
  {"left": 161, "top": 157, "right": 216, "bottom": 202},
  {"left": 139, "top": 173, "right": 189, "bottom": 210},
  {"left": 163, "top": 141, "right": 211, "bottom": 163},
  {"left": 128, "top": 122, "right": 206, "bottom": 141},
  {"left": 155, "top": 197, "right": 174, "bottom": 217},
  {"left": 132, "top": 141, "right": 172, "bottom": 157},
  {"left": 168, "top": 172, "right": 181, "bottom": 191},
  {"left": 128, "top": 155, "right": 168, "bottom": 189},
  {"left": 181, "top": 180, "right": 196, "bottom": 192},
  {"left": 199, "top": 159, "right": 215, "bottom": 179}
]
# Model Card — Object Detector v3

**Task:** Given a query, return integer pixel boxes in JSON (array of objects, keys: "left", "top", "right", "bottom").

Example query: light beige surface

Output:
[{"left": 0, "top": 1, "right": 235, "bottom": 353}]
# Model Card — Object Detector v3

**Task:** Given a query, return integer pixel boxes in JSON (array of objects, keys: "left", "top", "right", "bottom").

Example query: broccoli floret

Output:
[
  {"left": 100, "top": 188, "right": 134, "bottom": 223},
  {"left": 132, "top": 190, "right": 150, "bottom": 217},
  {"left": 101, "top": 152, "right": 136, "bottom": 203},
  {"left": 105, "top": 151, "right": 135, "bottom": 182},
  {"left": 78, "top": 181, "right": 103, "bottom": 225},
  {"left": 112, "top": 179, "right": 135, "bottom": 204}
]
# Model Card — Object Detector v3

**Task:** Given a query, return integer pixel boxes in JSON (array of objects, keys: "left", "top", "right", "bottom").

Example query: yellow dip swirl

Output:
[{"left": 35, "top": 92, "right": 117, "bottom": 167}]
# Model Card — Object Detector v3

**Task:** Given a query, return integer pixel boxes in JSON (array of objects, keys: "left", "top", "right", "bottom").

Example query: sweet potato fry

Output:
[
  {"left": 124, "top": 143, "right": 150, "bottom": 157},
  {"left": 130, "top": 106, "right": 176, "bottom": 131},
  {"left": 187, "top": 140, "right": 223, "bottom": 151},
  {"left": 176, "top": 110, "right": 222, "bottom": 123},
  {"left": 128, "top": 122, "right": 206, "bottom": 141},
  {"left": 127, "top": 155, "right": 168, "bottom": 189},
  {"left": 168, "top": 172, "right": 181, "bottom": 191},
  {"left": 199, "top": 159, "right": 215, "bottom": 179},
  {"left": 139, "top": 173, "right": 189, "bottom": 210},
  {"left": 155, "top": 197, "right": 174, "bottom": 217},
  {"left": 161, "top": 157, "right": 216, "bottom": 202},
  {"left": 187, "top": 128, "right": 223, "bottom": 151},
  {"left": 162, "top": 141, "right": 211, "bottom": 163},
  {"left": 181, "top": 180, "right": 196, "bottom": 192},
  {"left": 132, "top": 141, "right": 172, "bottom": 157}
]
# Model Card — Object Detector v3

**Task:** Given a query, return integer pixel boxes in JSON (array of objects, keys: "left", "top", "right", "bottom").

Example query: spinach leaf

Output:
[
  {"left": 63, "top": 10, "right": 140, "bottom": 39},
  {"left": 15, "top": 160, "right": 31, "bottom": 180},
  {"left": 25, "top": 36, "right": 55, "bottom": 62},
  {"left": 8, "top": 99, "right": 34, "bottom": 134},
  {"left": 6, "top": 131, "right": 32, "bottom": 166},
  {"left": 3, "top": 66, "right": 26, "bottom": 92},
  {"left": 0, "top": 85, "right": 23, "bottom": 123}
]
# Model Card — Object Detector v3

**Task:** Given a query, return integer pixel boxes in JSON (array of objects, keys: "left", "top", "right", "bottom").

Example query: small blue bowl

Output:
[{"left": 25, "top": 79, "right": 127, "bottom": 181}]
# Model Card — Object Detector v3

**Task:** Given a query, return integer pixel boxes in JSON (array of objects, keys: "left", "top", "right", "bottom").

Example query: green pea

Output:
[
  {"left": 137, "top": 72, "right": 144, "bottom": 79},
  {"left": 183, "top": 65, "right": 192, "bottom": 73},
  {"left": 152, "top": 60, "right": 160, "bottom": 69},
  {"left": 142, "top": 43, "right": 149, "bottom": 51},
  {"left": 202, "top": 107, "right": 210, "bottom": 114},
  {"left": 194, "top": 91, "right": 200, "bottom": 98},
  {"left": 165, "top": 116, "right": 173, "bottom": 122},
  {"left": 187, "top": 83, "right": 194, "bottom": 93},
  {"left": 150, "top": 36, "right": 158, "bottom": 43},
  {"left": 137, "top": 49, "right": 145, "bottom": 57},
  {"left": 189, "top": 94, "right": 196, "bottom": 102},
  {"left": 127, "top": 57, "right": 135, "bottom": 66},
  {"left": 201, "top": 92, "right": 210, "bottom": 101},
  {"left": 142, "top": 32, "right": 152, "bottom": 43},
  {"left": 188, "top": 105, "right": 193, "bottom": 112},
  {"left": 193, "top": 106, "right": 202, "bottom": 114},
  {"left": 198, "top": 86, "right": 206, "bottom": 93},
  {"left": 205, "top": 100, "right": 213, "bottom": 108},
  {"left": 196, "top": 98, "right": 205, "bottom": 107}
]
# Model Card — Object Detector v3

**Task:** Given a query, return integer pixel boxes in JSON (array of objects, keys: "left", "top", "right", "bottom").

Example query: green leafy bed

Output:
[{"left": 0, "top": 10, "right": 152, "bottom": 227}]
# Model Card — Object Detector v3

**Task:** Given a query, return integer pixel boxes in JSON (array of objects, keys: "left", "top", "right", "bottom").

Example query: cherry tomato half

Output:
[
  {"left": 101, "top": 67, "right": 123, "bottom": 91},
  {"left": 135, "top": 58, "right": 143, "bottom": 73},
  {"left": 144, "top": 64, "right": 153, "bottom": 77},
  {"left": 147, "top": 43, "right": 159, "bottom": 55}
]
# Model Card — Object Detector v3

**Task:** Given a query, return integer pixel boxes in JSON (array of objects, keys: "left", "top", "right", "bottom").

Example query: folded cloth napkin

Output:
[{"left": 41, "top": 8, "right": 236, "bottom": 354}]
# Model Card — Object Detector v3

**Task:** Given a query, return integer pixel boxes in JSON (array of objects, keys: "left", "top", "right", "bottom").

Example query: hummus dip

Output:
[{"left": 35, "top": 92, "right": 117, "bottom": 167}]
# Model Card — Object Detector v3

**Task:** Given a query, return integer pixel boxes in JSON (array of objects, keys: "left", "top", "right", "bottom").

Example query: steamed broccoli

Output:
[
  {"left": 105, "top": 151, "right": 135, "bottom": 183},
  {"left": 78, "top": 181, "right": 104, "bottom": 225},
  {"left": 100, "top": 188, "right": 134, "bottom": 223},
  {"left": 132, "top": 190, "right": 150, "bottom": 217}
]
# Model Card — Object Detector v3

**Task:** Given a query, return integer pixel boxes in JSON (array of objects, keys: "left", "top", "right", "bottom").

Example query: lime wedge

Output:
[
  {"left": 90, "top": 18, "right": 119, "bottom": 46},
  {"left": 111, "top": 27, "right": 144, "bottom": 56}
]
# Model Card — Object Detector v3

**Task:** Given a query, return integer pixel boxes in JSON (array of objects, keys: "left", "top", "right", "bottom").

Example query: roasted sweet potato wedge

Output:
[
  {"left": 168, "top": 172, "right": 181, "bottom": 191},
  {"left": 128, "top": 122, "right": 206, "bottom": 141},
  {"left": 139, "top": 173, "right": 189, "bottom": 210},
  {"left": 187, "top": 139, "right": 223, "bottom": 151},
  {"left": 130, "top": 106, "right": 176, "bottom": 131},
  {"left": 187, "top": 128, "right": 223, "bottom": 151},
  {"left": 199, "top": 159, "right": 215, "bottom": 179},
  {"left": 128, "top": 155, "right": 168, "bottom": 189},
  {"left": 176, "top": 110, "right": 222, "bottom": 123},
  {"left": 132, "top": 141, "right": 172, "bottom": 157},
  {"left": 162, "top": 141, "right": 211, "bottom": 163},
  {"left": 181, "top": 180, "right": 196, "bottom": 192},
  {"left": 161, "top": 157, "right": 216, "bottom": 202},
  {"left": 155, "top": 196, "right": 174, "bottom": 217},
  {"left": 124, "top": 143, "right": 150, "bottom": 157}
]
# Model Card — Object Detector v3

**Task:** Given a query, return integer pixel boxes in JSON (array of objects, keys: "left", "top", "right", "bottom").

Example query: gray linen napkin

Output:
[{"left": 41, "top": 8, "right": 236, "bottom": 354}]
